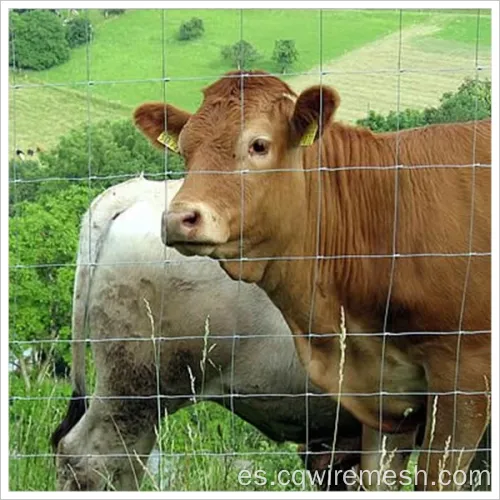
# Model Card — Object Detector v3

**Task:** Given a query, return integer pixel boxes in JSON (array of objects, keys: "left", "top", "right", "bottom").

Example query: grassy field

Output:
[
  {"left": 9, "top": 8, "right": 491, "bottom": 151},
  {"left": 289, "top": 21, "right": 491, "bottom": 122},
  {"left": 8, "top": 78, "right": 131, "bottom": 154},
  {"left": 433, "top": 10, "right": 491, "bottom": 46},
  {"left": 9, "top": 372, "right": 307, "bottom": 492},
  {"left": 28, "top": 10, "right": 434, "bottom": 101}
]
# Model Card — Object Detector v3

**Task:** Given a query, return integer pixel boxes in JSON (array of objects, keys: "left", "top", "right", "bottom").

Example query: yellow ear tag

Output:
[
  {"left": 299, "top": 121, "right": 318, "bottom": 147},
  {"left": 157, "top": 131, "right": 180, "bottom": 153}
]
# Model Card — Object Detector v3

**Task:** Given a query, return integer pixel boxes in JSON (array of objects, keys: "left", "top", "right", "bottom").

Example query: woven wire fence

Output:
[{"left": 8, "top": 7, "right": 492, "bottom": 492}]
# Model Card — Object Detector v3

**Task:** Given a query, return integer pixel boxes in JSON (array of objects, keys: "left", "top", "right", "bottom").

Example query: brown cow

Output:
[{"left": 134, "top": 70, "right": 491, "bottom": 491}]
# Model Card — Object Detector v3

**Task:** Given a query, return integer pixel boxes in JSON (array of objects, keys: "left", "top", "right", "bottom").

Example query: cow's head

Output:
[{"left": 134, "top": 70, "right": 339, "bottom": 282}]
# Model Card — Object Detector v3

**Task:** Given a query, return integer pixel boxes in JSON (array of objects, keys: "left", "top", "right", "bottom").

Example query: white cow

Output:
[{"left": 51, "top": 176, "right": 430, "bottom": 491}]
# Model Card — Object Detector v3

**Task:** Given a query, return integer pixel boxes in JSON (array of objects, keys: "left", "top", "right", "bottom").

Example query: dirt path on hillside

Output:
[{"left": 288, "top": 25, "right": 491, "bottom": 123}]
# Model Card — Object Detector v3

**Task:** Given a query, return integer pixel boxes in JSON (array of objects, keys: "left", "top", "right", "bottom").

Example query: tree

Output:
[
  {"left": 178, "top": 17, "right": 204, "bottom": 41},
  {"left": 12, "top": 9, "right": 58, "bottom": 15},
  {"left": 221, "top": 40, "right": 259, "bottom": 70},
  {"left": 357, "top": 78, "right": 491, "bottom": 132},
  {"left": 272, "top": 39, "right": 299, "bottom": 73},
  {"left": 9, "top": 10, "right": 70, "bottom": 70},
  {"left": 422, "top": 78, "right": 491, "bottom": 124},
  {"left": 9, "top": 185, "right": 100, "bottom": 367},
  {"left": 9, "top": 119, "right": 185, "bottom": 205},
  {"left": 65, "top": 17, "right": 93, "bottom": 48},
  {"left": 8, "top": 158, "right": 46, "bottom": 213}
]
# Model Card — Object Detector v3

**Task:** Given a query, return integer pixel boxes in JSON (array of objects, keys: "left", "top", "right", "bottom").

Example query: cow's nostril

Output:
[{"left": 181, "top": 210, "right": 201, "bottom": 228}]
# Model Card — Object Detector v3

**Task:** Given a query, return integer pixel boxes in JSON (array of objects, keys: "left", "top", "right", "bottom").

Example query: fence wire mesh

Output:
[{"left": 7, "top": 6, "right": 493, "bottom": 493}]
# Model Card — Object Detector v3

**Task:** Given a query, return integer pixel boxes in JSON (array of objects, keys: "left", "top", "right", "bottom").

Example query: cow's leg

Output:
[
  {"left": 298, "top": 435, "right": 361, "bottom": 491},
  {"left": 298, "top": 430, "right": 415, "bottom": 491},
  {"left": 359, "top": 426, "right": 416, "bottom": 491},
  {"left": 55, "top": 394, "right": 158, "bottom": 491},
  {"left": 56, "top": 339, "right": 161, "bottom": 492},
  {"left": 416, "top": 344, "right": 490, "bottom": 491}
]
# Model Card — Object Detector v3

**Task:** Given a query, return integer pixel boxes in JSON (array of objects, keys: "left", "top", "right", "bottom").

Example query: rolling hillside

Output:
[{"left": 9, "top": 8, "right": 491, "bottom": 152}]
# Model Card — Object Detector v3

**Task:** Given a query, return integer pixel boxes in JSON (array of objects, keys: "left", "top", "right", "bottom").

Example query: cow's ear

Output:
[
  {"left": 289, "top": 86, "right": 340, "bottom": 147},
  {"left": 134, "top": 103, "right": 191, "bottom": 152}
]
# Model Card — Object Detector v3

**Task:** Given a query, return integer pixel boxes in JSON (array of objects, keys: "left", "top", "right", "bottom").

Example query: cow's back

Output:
[
  {"left": 388, "top": 120, "right": 491, "bottom": 335},
  {"left": 323, "top": 120, "right": 491, "bottom": 336},
  {"left": 86, "top": 190, "right": 344, "bottom": 441}
]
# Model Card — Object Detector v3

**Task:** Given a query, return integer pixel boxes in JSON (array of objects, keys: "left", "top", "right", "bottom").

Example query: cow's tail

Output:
[{"left": 51, "top": 250, "right": 91, "bottom": 453}]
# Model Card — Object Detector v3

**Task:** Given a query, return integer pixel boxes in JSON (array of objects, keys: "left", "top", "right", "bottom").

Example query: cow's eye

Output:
[{"left": 249, "top": 139, "right": 270, "bottom": 156}]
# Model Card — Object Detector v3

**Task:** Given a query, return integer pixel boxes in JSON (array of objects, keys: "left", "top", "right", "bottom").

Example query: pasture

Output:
[
  {"left": 9, "top": 375, "right": 305, "bottom": 491},
  {"left": 8, "top": 7, "right": 492, "bottom": 492},
  {"left": 9, "top": 8, "right": 491, "bottom": 150}
]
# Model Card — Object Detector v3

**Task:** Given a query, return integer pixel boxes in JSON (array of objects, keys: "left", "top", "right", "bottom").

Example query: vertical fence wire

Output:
[
  {"left": 155, "top": 10, "right": 168, "bottom": 489},
  {"left": 80, "top": 8, "right": 94, "bottom": 488},
  {"left": 305, "top": 8, "right": 324, "bottom": 488},
  {"left": 230, "top": 6, "right": 246, "bottom": 456},
  {"left": 451, "top": 6, "right": 484, "bottom": 464},
  {"left": 378, "top": 7, "right": 404, "bottom": 452}
]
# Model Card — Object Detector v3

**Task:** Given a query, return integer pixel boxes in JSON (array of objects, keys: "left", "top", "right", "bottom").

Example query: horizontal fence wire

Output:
[
  {"left": 10, "top": 447, "right": 493, "bottom": 460},
  {"left": 9, "top": 252, "right": 492, "bottom": 271},
  {"left": 8, "top": 64, "right": 491, "bottom": 91},
  {"left": 9, "top": 389, "right": 491, "bottom": 402},
  {"left": 8, "top": 163, "right": 493, "bottom": 187},
  {"left": 7, "top": 329, "right": 492, "bottom": 345}
]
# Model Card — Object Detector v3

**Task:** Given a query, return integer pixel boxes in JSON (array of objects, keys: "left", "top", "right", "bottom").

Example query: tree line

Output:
[{"left": 179, "top": 17, "right": 299, "bottom": 73}]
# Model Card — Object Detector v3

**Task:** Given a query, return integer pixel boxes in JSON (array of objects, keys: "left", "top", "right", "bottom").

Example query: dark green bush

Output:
[
  {"left": 422, "top": 78, "right": 491, "bottom": 124},
  {"left": 221, "top": 40, "right": 260, "bottom": 69},
  {"left": 10, "top": 119, "right": 185, "bottom": 204},
  {"left": 272, "top": 39, "right": 299, "bottom": 73},
  {"left": 65, "top": 17, "right": 93, "bottom": 48},
  {"left": 9, "top": 10, "right": 70, "bottom": 70},
  {"left": 102, "top": 9, "right": 126, "bottom": 17},
  {"left": 9, "top": 159, "right": 46, "bottom": 213},
  {"left": 178, "top": 17, "right": 204, "bottom": 41},
  {"left": 9, "top": 184, "right": 100, "bottom": 367}
]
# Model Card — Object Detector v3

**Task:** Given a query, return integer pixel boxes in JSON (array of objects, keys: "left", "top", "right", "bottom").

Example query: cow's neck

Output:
[{"left": 261, "top": 123, "right": 399, "bottom": 337}]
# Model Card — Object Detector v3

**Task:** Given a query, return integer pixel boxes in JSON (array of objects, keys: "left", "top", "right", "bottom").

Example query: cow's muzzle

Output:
[{"left": 162, "top": 202, "right": 229, "bottom": 257}]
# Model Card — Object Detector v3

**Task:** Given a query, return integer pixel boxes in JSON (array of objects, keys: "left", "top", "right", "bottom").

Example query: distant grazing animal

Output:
[
  {"left": 134, "top": 70, "right": 491, "bottom": 491},
  {"left": 15, "top": 149, "right": 25, "bottom": 161},
  {"left": 53, "top": 176, "right": 420, "bottom": 491}
]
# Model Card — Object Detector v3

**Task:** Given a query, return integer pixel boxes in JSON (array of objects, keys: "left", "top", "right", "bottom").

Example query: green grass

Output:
[
  {"left": 9, "top": 375, "right": 67, "bottom": 490},
  {"left": 433, "top": 9, "right": 491, "bottom": 47},
  {"left": 142, "top": 402, "right": 307, "bottom": 492},
  {"left": 9, "top": 367, "right": 491, "bottom": 492},
  {"left": 9, "top": 75, "right": 132, "bottom": 151},
  {"left": 18, "top": 9, "right": 440, "bottom": 111},
  {"left": 9, "top": 372, "right": 307, "bottom": 492},
  {"left": 9, "top": 8, "right": 491, "bottom": 152}
]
